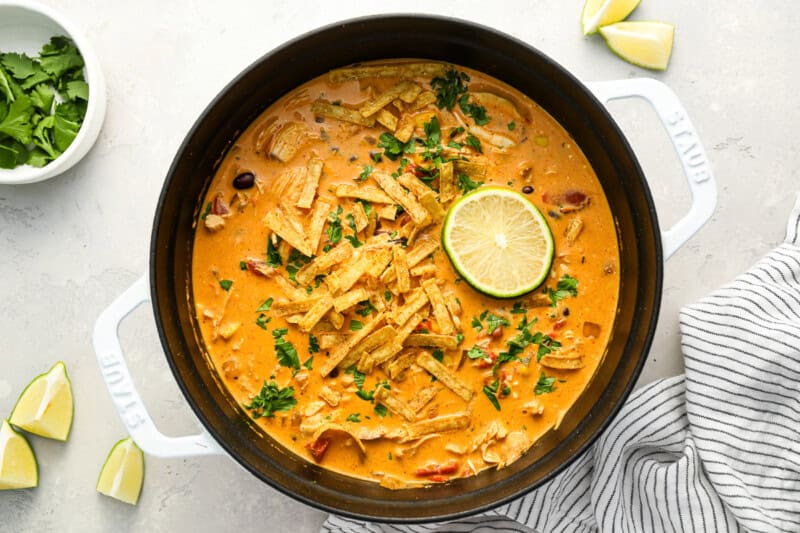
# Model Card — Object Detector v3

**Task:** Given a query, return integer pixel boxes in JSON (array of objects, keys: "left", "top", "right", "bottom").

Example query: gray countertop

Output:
[{"left": 1, "top": 1, "right": 797, "bottom": 531}]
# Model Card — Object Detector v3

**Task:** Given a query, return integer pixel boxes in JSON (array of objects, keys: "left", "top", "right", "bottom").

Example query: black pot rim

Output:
[{"left": 149, "top": 13, "right": 662, "bottom": 523}]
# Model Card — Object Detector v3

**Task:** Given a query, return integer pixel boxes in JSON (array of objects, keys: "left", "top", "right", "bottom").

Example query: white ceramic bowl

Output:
[{"left": 0, "top": 0, "right": 106, "bottom": 184}]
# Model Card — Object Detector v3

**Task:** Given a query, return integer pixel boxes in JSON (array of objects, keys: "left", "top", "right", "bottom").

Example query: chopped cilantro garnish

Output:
[
  {"left": 384, "top": 290, "right": 392, "bottom": 302},
  {"left": 507, "top": 121, "right": 516, "bottom": 131},
  {"left": 486, "top": 314, "right": 509, "bottom": 335},
  {"left": 511, "top": 302, "right": 527, "bottom": 314},
  {"left": 256, "top": 297, "right": 273, "bottom": 312},
  {"left": 374, "top": 404, "right": 388, "bottom": 417},
  {"left": 346, "top": 413, "right": 361, "bottom": 423},
  {"left": 467, "top": 345, "right": 491, "bottom": 361},
  {"left": 255, "top": 314, "right": 271, "bottom": 330},
  {"left": 356, "top": 300, "right": 378, "bottom": 317},
  {"left": 239, "top": 260, "right": 248, "bottom": 271},
  {"left": 546, "top": 274, "right": 579, "bottom": 307},
  {"left": 266, "top": 237, "right": 282, "bottom": 267},
  {"left": 244, "top": 381, "right": 297, "bottom": 419},
  {"left": 466, "top": 133, "right": 483, "bottom": 153},
  {"left": 431, "top": 68, "right": 469, "bottom": 111},
  {"left": 350, "top": 320, "right": 364, "bottom": 331},
  {"left": 346, "top": 366, "right": 366, "bottom": 389},
  {"left": 273, "top": 328, "right": 300, "bottom": 370},
  {"left": 218, "top": 279, "right": 233, "bottom": 291},
  {"left": 286, "top": 249, "right": 312, "bottom": 282},
  {"left": 432, "top": 349, "right": 444, "bottom": 362},
  {"left": 458, "top": 95, "right": 490, "bottom": 126},
  {"left": 483, "top": 379, "right": 501, "bottom": 411},
  {"left": 302, "top": 356, "right": 314, "bottom": 370},
  {"left": 378, "top": 132, "right": 415, "bottom": 161},
  {"left": 344, "top": 213, "right": 363, "bottom": 248},
  {"left": 532, "top": 332, "right": 562, "bottom": 361},
  {"left": 535, "top": 372, "right": 557, "bottom": 395},
  {"left": 201, "top": 202, "right": 212, "bottom": 220},
  {"left": 356, "top": 165, "right": 372, "bottom": 181},
  {"left": 357, "top": 199, "right": 373, "bottom": 216},
  {"left": 457, "top": 173, "right": 483, "bottom": 194},
  {"left": 325, "top": 205, "right": 344, "bottom": 247},
  {"left": 308, "top": 334, "right": 319, "bottom": 354}
]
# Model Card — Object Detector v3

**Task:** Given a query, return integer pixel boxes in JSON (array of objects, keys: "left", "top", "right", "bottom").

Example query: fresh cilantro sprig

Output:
[
  {"left": 273, "top": 328, "right": 300, "bottom": 370},
  {"left": 245, "top": 381, "right": 297, "bottom": 419},
  {"left": 431, "top": 68, "right": 469, "bottom": 111},
  {"left": 546, "top": 275, "right": 579, "bottom": 307},
  {"left": 535, "top": 372, "right": 557, "bottom": 395},
  {"left": 457, "top": 173, "right": 483, "bottom": 194}
]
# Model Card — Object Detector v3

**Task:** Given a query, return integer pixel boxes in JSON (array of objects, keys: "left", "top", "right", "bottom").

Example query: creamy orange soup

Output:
[{"left": 191, "top": 60, "right": 619, "bottom": 488}]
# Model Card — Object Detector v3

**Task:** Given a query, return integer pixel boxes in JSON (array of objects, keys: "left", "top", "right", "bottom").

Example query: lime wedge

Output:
[
  {"left": 9, "top": 361, "right": 74, "bottom": 441},
  {"left": 96, "top": 437, "right": 145, "bottom": 505},
  {"left": 599, "top": 21, "right": 675, "bottom": 70},
  {"left": 582, "top": 0, "right": 641, "bottom": 35},
  {"left": 0, "top": 419, "right": 38, "bottom": 490},
  {"left": 442, "top": 187, "right": 554, "bottom": 298}
]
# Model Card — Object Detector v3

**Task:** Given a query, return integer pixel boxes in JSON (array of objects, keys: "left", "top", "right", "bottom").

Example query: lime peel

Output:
[
  {"left": 96, "top": 437, "right": 145, "bottom": 505},
  {"left": 582, "top": 0, "right": 641, "bottom": 35},
  {"left": 599, "top": 21, "right": 675, "bottom": 70},
  {"left": 9, "top": 361, "right": 74, "bottom": 441}
]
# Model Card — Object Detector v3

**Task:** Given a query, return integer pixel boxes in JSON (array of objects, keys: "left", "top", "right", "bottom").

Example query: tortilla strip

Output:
[
  {"left": 272, "top": 297, "right": 320, "bottom": 317},
  {"left": 274, "top": 274, "right": 305, "bottom": 300},
  {"left": 398, "top": 82, "right": 423, "bottom": 104},
  {"left": 360, "top": 341, "right": 403, "bottom": 373},
  {"left": 319, "top": 385, "right": 341, "bottom": 407},
  {"left": 393, "top": 247, "right": 411, "bottom": 294},
  {"left": 319, "top": 312, "right": 385, "bottom": 376},
  {"left": 329, "top": 254, "right": 370, "bottom": 295},
  {"left": 384, "top": 349, "right": 420, "bottom": 380},
  {"left": 421, "top": 279, "right": 455, "bottom": 335},
  {"left": 393, "top": 114, "right": 415, "bottom": 143},
  {"left": 432, "top": 162, "right": 455, "bottom": 207},
  {"left": 311, "top": 100, "right": 375, "bottom": 127},
  {"left": 453, "top": 159, "right": 488, "bottom": 179},
  {"left": 374, "top": 387, "right": 416, "bottom": 422},
  {"left": 306, "top": 199, "right": 331, "bottom": 254},
  {"left": 352, "top": 201, "right": 369, "bottom": 232},
  {"left": 326, "top": 309, "right": 345, "bottom": 330},
  {"left": 264, "top": 210, "right": 313, "bottom": 257},
  {"left": 365, "top": 247, "right": 393, "bottom": 278},
  {"left": 297, "top": 157, "right": 323, "bottom": 209},
  {"left": 381, "top": 239, "right": 440, "bottom": 283},
  {"left": 339, "top": 325, "right": 397, "bottom": 370},
  {"left": 318, "top": 333, "right": 348, "bottom": 350},
  {"left": 335, "top": 184, "right": 394, "bottom": 204},
  {"left": 408, "top": 383, "right": 443, "bottom": 413},
  {"left": 539, "top": 355, "right": 585, "bottom": 370},
  {"left": 397, "top": 172, "right": 429, "bottom": 198},
  {"left": 565, "top": 217, "right": 584, "bottom": 244},
  {"left": 298, "top": 294, "right": 334, "bottom": 332},
  {"left": 418, "top": 191, "right": 446, "bottom": 223},
  {"left": 404, "top": 413, "right": 471, "bottom": 441},
  {"left": 377, "top": 204, "right": 398, "bottom": 220},
  {"left": 311, "top": 423, "right": 366, "bottom": 456},
  {"left": 332, "top": 288, "right": 369, "bottom": 313},
  {"left": 329, "top": 62, "right": 448, "bottom": 82},
  {"left": 295, "top": 241, "right": 352, "bottom": 286},
  {"left": 409, "top": 263, "right": 437, "bottom": 277},
  {"left": 415, "top": 351, "right": 474, "bottom": 401},
  {"left": 404, "top": 334, "right": 459, "bottom": 350},
  {"left": 360, "top": 81, "right": 418, "bottom": 117},
  {"left": 373, "top": 171, "right": 429, "bottom": 225},
  {"left": 393, "top": 308, "right": 421, "bottom": 336},
  {"left": 391, "top": 289, "right": 429, "bottom": 326},
  {"left": 411, "top": 90, "right": 437, "bottom": 111},
  {"left": 376, "top": 109, "right": 398, "bottom": 131}
]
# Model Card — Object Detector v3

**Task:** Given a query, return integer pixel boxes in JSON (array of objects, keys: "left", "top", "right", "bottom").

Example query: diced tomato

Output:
[
  {"left": 305, "top": 437, "right": 331, "bottom": 462},
  {"left": 553, "top": 319, "right": 566, "bottom": 331},
  {"left": 475, "top": 351, "right": 498, "bottom": 369},
  {"left": 415, "top": 319, "right": 433, "bottom": 332},
  {"left": 211, "top": 194, "right": 231, "bottom": 216},
  {"left": 427, "top": 475, "right": 448, "bottom": 483},
  {"left": 415, "top": 459, "right": 459, "bottom": 478}
]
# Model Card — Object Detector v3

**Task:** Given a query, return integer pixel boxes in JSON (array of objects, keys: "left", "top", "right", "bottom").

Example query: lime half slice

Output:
[
  {"left": 0, "top": 420, "right": 38, "bottom": 490},
  {"left": 599, "top": 21, "right": 675, "bottom": 70},
  {"left": 442, "top": 187, "right": 554, "bottom": 298},
  {"left": 96, "top": 437, "right": 145, "bottom": 505},
  {"left": 9, "top": 361, "right": 74, "bottom": 441},
  {"left": 582, "top": 0, "right": 641, "bottom": 35}
]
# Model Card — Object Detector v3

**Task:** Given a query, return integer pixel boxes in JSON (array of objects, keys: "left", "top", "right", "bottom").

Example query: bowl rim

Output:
[{"left": 0, "top": 0, "right": 106, "bottom": 185}]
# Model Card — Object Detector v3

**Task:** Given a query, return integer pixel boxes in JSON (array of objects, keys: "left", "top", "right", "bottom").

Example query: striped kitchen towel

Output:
[{"left": 323, "top": 194, "right": 800, "bottom": 533}]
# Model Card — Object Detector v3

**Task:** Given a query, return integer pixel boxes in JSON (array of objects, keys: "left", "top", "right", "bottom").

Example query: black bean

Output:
[
  {"left": 329, "top": 367, "right": 339, "bottom": 378},
  {"left": 314, "top": 116, "right": 324, "bottom": 123},
  {"left": 522, "top": 185, "right": 534, "bottom": 194},
  {"left": 563, "top": 307, "right": 570, "bottom": 317},
  {"left": 233, "top": 172, "right": 255, "bottom": 190}
]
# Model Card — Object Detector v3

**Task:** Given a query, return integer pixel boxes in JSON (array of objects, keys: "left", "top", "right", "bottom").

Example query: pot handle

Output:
[
  {"left": 92, "top": 275, "right": 224, "bottom": 457},
  {"left": 586, "top": 78, "right": 717, "bottom": 260}
]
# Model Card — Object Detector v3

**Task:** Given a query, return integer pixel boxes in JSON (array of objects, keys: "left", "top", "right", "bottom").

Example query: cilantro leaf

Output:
[
  {"left": 458, "top": 94, "right": 490, "bottom": 126},
  {"left": 344, "top": 213, "right": 363, "bottom": 248},
  {"left": 546, "top": 274, "right": 579, "bottom": 306},
  {"left": 346, "top": 366, "right": 366, "bottom": 389},
  {"left": 266, "top": 237, "right": 282, "bottom": 267},
  {"left": 255, "top": 314, "right": 271, "bottom": 330},
  {"left": 346, "top": 413, "right": 361, "bottom": 423},
  {"left": 356, "top": 165, "right": 372, "bottom": 181},
  {"left": 430, "top": 68, "right": 469, "bottom": 111},
  {"left": 507, "top": 121, "right": 516, "bottom": 131},
  {"left": 1, "top": 53, "right": 36, "bottom": 80},
  {"left": 0, "top": 94, "right": 34, "bottom": 144},
  {"left": 53, "top": 102, "right": 81, "bottom": 152},
  {"left": 256, "top": 297, "right": 273, "bottom": 312},
  {"left": 378, "top": 132, "right": 415, "bottom": 161},
  {"left": 325, "top": 206, "right": 343, "bottom": 247},
  {"left": 466, "top": 346, "right": 491, "bottom": 361},
  {"left": 286, "top": 249, "right": 312, "bottom": 282},
  {"left": 483, "top": 379, "right": 501, "bottom": 411},
  {"left": 218, "top": 279, "right": 233, "bottom": 291},
  {"left": 244, "top": 381, "right": 297, "bottom": 419},
  {"left": 350, "top": 320, "right": 364, "bottom": 331},
  {"left": 374, "top": 404, "right": 388, "bottom": 417},
  {"left": 457, "top": 173, "right": 483, "bottom": 195},
  {"left": 273, "top": 328, "right": 300, "bottom": 370},
  {"left": 466, "top": 134, "right": 483, "bottom": 154},
  {"left": 302, "top": 356, "right": 314, "bottom": 370},
  {"left": 39, "top": 36, "right": 84, "bottom": 81},
  {"left": 0, "top": 137, "right": 28, "bottom": 169},
  {"left": 535, "top": 372, "right": 557, "bottom": 395},
  {"left": 308, "top": 334, "right": 320, "bottom": 354}
]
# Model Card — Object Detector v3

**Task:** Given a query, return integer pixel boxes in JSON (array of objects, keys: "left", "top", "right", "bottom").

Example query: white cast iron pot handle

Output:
[
  {"left": 93, "top": 275, "right": 224, "bottom": 457},
  {"left": 587, "top": 78, "right": 717, "bottom": 260}
]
